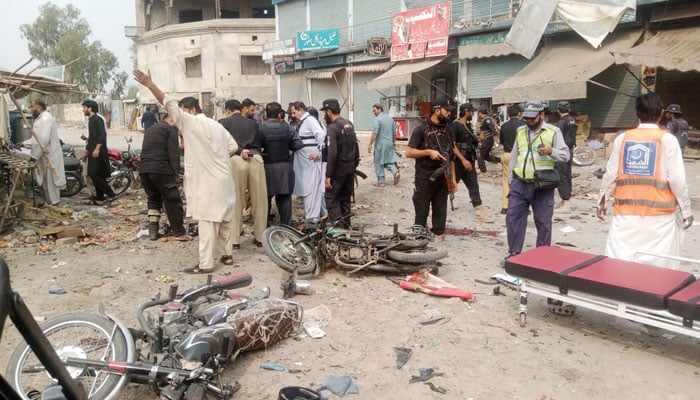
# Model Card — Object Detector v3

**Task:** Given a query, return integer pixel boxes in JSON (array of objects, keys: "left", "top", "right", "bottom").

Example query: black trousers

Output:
[
  {"left": 413, "top": 177, "right": 448, "bottom": 235},
  {"left": 268, "top": 194, "right": 292, "bottom": 226},
  {"left": 455, "top": 159, "right": 481, "bottom": 207},
  {"left": 555, "top": 157, "right": 573, "bottom": 200},
  {"left": 141, "top": 173, "right": 186, "bottom": 236},
  {"left": 325, "top": 172, "right": 354, "bottom": 228},
  {"left": 477, "top": 136, "right": 501, "bottom": 172},
  {"left": 89, "top": 173, "right": 116, "bottom": 200}
]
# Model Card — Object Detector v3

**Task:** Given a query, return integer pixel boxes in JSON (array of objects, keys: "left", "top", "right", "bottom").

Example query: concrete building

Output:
[{"left": 129, "top": 0, "right": 277, "bottom": 118}]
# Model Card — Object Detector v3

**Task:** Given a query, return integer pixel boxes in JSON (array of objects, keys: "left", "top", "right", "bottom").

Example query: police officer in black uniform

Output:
[
  {"left": 476, "top": 109, "right": 501, "bottom": 172},
  {"left": 406, "top": 98, "right": 456, "bottom": 241},
  {"left": 554, "top": 101, "right": 578, "bottom": 212},
  {"left": 449, "top": 103, "right": 494, "bottom": 223},
  {"left": 665, "top": 104, "right": 689, "bottom": 153}
]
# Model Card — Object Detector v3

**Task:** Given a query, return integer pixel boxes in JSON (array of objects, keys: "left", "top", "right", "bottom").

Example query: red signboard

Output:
[
  {"left": 391, "top": 2, "right": 451, "bottom": 62},
  {"left": 395, "top": 119, "right": 408, "bottom": 140}
]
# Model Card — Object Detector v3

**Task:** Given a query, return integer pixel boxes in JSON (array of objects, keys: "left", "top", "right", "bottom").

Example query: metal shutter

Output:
[
  {"left": 656, "top": 68, "right": 700, "bottom": 131},
  {"left": 311, "top": 78, "right": 346, "bottom": 115},
  {"left": 466, "top": 55, "right": 528, "bottom": 100},
  {"left": 352, "top": 72, "right": 384, "bottom": 130},
  {"left": 579, "top": 64, "right": 640, "bottom": 130},
  {"left": 281, "top": 73, "right": 308, "bottom": 108},
  {"left": 309, "top": 0, "right": 349, "bottom": 44},
  {"left": 352, "top": 0, "right": 400, "bottom": 43},
  {"left": 278, "top": 0, "right": 307, "bottom": 39}
]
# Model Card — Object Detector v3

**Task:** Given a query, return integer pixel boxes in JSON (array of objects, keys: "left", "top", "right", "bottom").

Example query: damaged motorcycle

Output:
[
  {"left": 262, "top": 216, "right": 448, "bottom": 276},
  {"left": 5, "top": 271, "right": 302, "bottom": 400}
]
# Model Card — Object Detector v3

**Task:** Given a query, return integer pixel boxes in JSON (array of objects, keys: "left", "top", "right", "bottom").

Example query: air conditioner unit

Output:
[{"left": 509, "top": 0, "right": 521, "bottom": 19}]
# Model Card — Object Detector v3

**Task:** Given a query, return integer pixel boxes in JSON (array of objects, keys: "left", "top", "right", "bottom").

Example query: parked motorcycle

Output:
[
  {"left": 60, "top": 156, "right": 132, "bottom": 198},
  {"left": 262, "top": 217, "right": 448, "bottom": 276},
  {"left": 5, "top": 270, "right": 302, "bottom": 400},
  {"left": 108, "top": 136, "right": 141, "bottom": 190}
]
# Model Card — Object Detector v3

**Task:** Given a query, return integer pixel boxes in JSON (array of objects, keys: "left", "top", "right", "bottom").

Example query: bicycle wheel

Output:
[
  {"left": 262, "top": 226, "right": 316, "bottom": 275},
  {"left": 572, "top": 147, "right": 596, "bottom": 166},
  {"left": 6, "top": 313, "right": 129, "bottom": 400}
]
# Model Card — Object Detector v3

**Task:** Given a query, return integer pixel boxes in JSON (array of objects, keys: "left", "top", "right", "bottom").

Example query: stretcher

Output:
[{"left": 504, "top": 246, "right": 700, "bottom": 339}]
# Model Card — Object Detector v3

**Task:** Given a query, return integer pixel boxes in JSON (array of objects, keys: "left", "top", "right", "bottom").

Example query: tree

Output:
[
  {"left": 111, "top": 71, "right": 128, "bottom": 99},
  {"left": 20, "top": 2, "right": 120, "bottom": 101}
]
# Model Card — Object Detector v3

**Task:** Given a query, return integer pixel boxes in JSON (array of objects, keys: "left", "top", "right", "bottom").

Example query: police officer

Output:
[
  {"left": 476, "top": 109, "right": 501, "bottom": 173},
  {"left": 406, "top": 98, "right": 456, "bottom": 242},
  {"left": 554, "top": 101, "right": 578, "bottom": 213},
  {"left": 506, "top": 101, "right": 569, "bottom": 256},
  {"left": 449, "top": 103, "right": 494, "bottom": 223},
  {"left": 664, "top": 104, "right": 689, "bottom": 153}
]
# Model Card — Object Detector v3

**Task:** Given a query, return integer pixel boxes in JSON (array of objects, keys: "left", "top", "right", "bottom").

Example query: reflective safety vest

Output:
[
  {"left": 613, "top": 128, "right": 677, "bottom": 216},
  {"left": 513, "top": 126, "right": 556, "bottom": 180}
]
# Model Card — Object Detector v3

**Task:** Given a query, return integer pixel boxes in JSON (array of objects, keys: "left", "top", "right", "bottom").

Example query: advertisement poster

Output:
[
  {"left": 395, "top": 119, "right": 408, "bottom": 140},
  {"left": 273, "top": 55, "right": 295, "bottom": 75},
  {"left": 391, "top": 2, "right": 451, "bottom": 62}
]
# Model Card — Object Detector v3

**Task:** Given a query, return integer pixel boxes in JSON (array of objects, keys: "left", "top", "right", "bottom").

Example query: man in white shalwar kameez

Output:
[
  {"left": 597, "top": 93, "right": 693, "bottom": 269},
  {"left": 134, "top": 70, "right": 239, "bottom": 273},
  {"left": 290, "top": 102, "right": 325, "bottom": 228},
  {"left": 24, "top": 99, "right": 65, "bottom": 205}
]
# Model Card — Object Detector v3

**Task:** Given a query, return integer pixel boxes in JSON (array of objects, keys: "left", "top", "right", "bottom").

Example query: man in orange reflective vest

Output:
[{"left": 597, "top": 93, "right": 692, "bottom": 269}]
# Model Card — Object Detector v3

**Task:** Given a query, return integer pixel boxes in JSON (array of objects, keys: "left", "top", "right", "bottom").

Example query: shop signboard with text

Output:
[
  {"left": 262, "top": 38, "right": 296, "bottom": 63},
  {"left": 391, "top": 2, "right": 451, "bottom": 62},
  {"left": 296, "top": 28, "right": 340, "bottom": 52}
]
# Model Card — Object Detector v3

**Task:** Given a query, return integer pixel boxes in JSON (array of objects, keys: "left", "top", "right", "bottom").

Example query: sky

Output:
[{"left": 0, "top": 0, "right": 136, "bottom": 76}]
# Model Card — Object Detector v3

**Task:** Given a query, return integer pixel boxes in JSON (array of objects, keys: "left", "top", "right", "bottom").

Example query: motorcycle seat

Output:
[{"left": 63, "top": 157, "right": 81, "bottom": 171}]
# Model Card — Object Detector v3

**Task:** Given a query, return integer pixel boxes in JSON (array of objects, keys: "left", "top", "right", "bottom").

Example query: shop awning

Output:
[
  {"left": 492, "top": 30, "right": 641, "bottom": 104},
  {"left": 458, "top": 43, "right": 518, "bottom": 60},
  {"left": 367, "top": 56, "right": 446, "bottom": 91},
  {"left": 346, "top": 62, "right": 392, "bottom": 73},
  {"left": 612, "top": 27, "right": 700, "bottom": 72},
  {"left": 306, "top": 67, "right": 344, "bottom": 79}
]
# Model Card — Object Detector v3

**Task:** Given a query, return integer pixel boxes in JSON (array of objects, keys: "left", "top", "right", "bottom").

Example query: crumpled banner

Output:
[{"left": 398, "top": 271, "right": 475, "bottom": 301}]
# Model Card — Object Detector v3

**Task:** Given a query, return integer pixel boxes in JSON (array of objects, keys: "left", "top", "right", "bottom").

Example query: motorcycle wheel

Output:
[
  {"left": 6, "top": 313, "right": 129, "bottom": 400},
  {"left": 369, "top": 263, "right": 439, "bottom": 275},
  {"left": 572, "top": 147, "right": 596, "bottom": 166},
  {"left": 60, "top": 173, "right": 83, "bottom": 197},
  {"left": 388, "top": 244, "right": 448, "bottom": 264},
  {"left": 262, "top": 226, "right": 316, "bottom": 275},
  {"left": 108, "top": 171, "right": 132, "bottom": 196}
]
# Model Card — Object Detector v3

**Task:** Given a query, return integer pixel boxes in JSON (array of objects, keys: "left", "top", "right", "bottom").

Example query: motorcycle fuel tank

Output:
[
  {"left": 192, "top": 296, "right": 249, "bottom": 326},
  {"left": 174, "top": 323, "right": 236, "bottom": 364}
]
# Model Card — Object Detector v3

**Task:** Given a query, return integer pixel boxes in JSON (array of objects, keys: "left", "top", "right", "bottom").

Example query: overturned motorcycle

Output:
[
  {"left": 262, "top": 217, "right": 448, "bottom": 276},
  {"left": 5, "top": 272, "right": 301, "bottom": 400}
]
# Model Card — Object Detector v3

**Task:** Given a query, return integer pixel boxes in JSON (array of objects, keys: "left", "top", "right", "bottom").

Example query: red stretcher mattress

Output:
[
  {"left": 505, "top": 246, "right": 697, "bottom": 310},
  {"left": 667, "top": 280, "right": 700, "bottom": 325}
]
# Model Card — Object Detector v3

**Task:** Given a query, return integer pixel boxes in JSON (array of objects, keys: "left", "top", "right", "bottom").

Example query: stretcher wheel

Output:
[{"left": 519, "top": 312, "right": 527, "bottom": 327}]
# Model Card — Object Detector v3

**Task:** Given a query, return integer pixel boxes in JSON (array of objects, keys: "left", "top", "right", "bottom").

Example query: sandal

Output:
[
  {"left": 182, "top": 265, "right": 214, "bottom": 274},
  {"left": 219, "top": 255, "right": 235, "bottom": 265},
  {"left": 373, "top": 182, "right": 386, "bottom": 187},
  {"left": 173, "top": 234, "right": 193, "bottom": 241},
  {"left": 393, "top": 172, "right": 401, "bottom": 185}
]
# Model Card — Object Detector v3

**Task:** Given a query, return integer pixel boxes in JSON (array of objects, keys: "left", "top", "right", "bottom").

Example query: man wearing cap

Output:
[
  {"left": 664, "top": 104, "right": 689, "bottom": 153},
  {"left": 498, "top": 105, "right": 525, "bottom": 214},
  {"left": 449, "top": 103, "right": 494, "bottom": 223},
  {"left": 368, "top": 104, "right": 399, "bottom": 186},
  {"left": 476, "top": 109, "right": 501, "bottom": 173},
  {"left": 321, "top": 99, "right": 358, "bottom": 228},
  {"left": 406, "top": 98, "right": 457, "bottom": 241},
  {"left": 554, "top": 101, "right": 578, "bottom": 213},
  {"left": 506, "top": 101, "right": 569, "bottom": 256},
  {"left": 597, "top": 93, "right": 692, "bottom": 268}
]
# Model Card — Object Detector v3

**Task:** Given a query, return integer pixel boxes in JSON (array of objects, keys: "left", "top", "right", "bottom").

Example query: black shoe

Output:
[
  {"left": 253, "top": 239, "right": 263, "bottom": 248},
  {"left": 500, "top": 208, "right": 507, "bottom": 215},
  {"left": 232, "top": 244, "right": 240, "bottom": 250}
]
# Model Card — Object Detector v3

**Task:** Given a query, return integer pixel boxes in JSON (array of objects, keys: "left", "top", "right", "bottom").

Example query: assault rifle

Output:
[{"left": 427, "top": 131, "right": 457, "bottom": 211}]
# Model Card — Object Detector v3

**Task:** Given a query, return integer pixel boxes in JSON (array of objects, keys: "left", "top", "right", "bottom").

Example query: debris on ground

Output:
[{"left": 393, "top": 346, "right": 412, "bottom": 369}]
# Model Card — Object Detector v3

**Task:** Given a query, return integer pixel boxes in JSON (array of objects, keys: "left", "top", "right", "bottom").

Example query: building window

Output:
[
  {"left": 252, "top": 7, "right": 275, "bottom": 18},
  {"left": 185, "top": 55, "right": 202, "bottom": 78},
  {"left": 221, "top": 9, "right": 240, "bottom": 18},
  {"left": 179, "top": 9, "right": 203, "bottom": 23},
  {"left": 241, "top": 56, "right": 268, "bottom": 75}
]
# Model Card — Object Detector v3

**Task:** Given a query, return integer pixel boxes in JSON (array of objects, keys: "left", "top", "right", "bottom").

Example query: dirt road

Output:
[{"left": 1, "top": 127, "right": 699, "bottom": 399}]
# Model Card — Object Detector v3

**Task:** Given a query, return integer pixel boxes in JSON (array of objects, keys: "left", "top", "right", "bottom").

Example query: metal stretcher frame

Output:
[{"left": 514, "top": 251, "right": 700, "bottom": 339}]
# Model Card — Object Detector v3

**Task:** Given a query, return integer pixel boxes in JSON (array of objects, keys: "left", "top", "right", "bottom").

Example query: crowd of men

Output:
[{"left": 3, "top": 69, "right": 644, "bottom": 276}]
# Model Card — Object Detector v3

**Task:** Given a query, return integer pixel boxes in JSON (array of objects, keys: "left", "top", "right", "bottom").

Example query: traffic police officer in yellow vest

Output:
[{"left": 506, "top": 101, "right": 570, "bottom": 256}]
